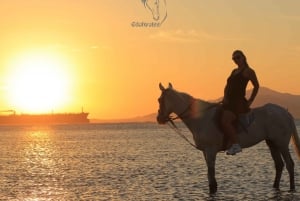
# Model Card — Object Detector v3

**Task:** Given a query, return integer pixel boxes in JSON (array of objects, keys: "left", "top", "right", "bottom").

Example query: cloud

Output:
[
  {"left": 44, "top": 43, "right": 113, "bottom": 53},
  {"left": 71, "top": 48, "right": 82, "bottom": 52},
  {"left": 149, "top": 29, "right": 201, "bottom": 43},
  {"left": 90, "top": 45, "right": 99, "bottom": 49},
  {"left": 149, "top": 29, "right": 244, "bottom": 43},
  {"left": 280, "top": 15, "right": 300, "bottom": 21}
]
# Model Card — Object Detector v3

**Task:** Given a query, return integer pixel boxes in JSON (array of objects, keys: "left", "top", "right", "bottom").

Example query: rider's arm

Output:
[{"left": 245, "top": 68, "right": 259, "bottom": 106}]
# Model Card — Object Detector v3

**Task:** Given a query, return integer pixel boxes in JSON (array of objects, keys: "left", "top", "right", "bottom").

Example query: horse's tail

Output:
[{"left": 288, "top": 112, "right": 300, "bottom": 159}]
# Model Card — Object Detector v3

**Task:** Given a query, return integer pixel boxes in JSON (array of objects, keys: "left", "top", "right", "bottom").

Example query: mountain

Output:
[
  {"left": 90, "top": 113, "right": 157, "bottom": 123},
  {"left": 91, "top": 86, "right": 300, "bottom": 123},
  {"left": 248, "top": 87, "right": 300, "bottom": 118},
  {"left": 212, "top": 87, "right": 300, "bottom": 118}
]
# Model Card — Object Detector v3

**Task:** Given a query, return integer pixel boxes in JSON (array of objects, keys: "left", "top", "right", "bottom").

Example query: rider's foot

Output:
[{"left": 226, "top": 144, "right": 242, "bottom": 155}]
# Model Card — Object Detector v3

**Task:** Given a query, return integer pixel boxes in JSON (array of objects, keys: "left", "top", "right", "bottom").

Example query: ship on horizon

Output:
[{"left": 0, "top": 110, "right": 89, "bottom": 125}]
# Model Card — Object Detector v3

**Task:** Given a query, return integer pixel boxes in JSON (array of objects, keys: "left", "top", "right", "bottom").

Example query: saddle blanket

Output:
[{"left": 238, "top": 110, "right": 255, "bottom": 132}]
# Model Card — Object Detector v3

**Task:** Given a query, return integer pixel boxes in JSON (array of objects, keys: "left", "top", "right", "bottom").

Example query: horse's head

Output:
[
  {"left": 142, "top": 0, "right": 167, "bottom": 22},
  {"left": 157, "top": 83, "right": 193, "bottom": 124}
]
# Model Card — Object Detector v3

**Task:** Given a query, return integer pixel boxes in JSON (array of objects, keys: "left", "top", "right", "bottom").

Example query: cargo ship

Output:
[{"left": 0, "top": 110, "right": 89, "bottom": 125}]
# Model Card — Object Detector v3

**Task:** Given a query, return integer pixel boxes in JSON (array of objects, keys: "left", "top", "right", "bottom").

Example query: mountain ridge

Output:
[{"left": 91, "top": 86, "right": 300, "bottom": 123}]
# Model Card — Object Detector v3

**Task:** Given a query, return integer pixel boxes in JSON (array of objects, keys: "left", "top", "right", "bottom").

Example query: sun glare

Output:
[{"left": 6, "top": 52, "right": 72, "bottom": 113}]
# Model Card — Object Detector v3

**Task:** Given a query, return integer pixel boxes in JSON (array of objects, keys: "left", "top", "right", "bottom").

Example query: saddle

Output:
[
  {"left": 238, "top": 111, "right": 255, "bottom": 132},
  {"left": 215, "top": 104, "right": 255, "bottom": 132},
  {"left": 214, "top": 105, "right": 255, "bottom": 150}
]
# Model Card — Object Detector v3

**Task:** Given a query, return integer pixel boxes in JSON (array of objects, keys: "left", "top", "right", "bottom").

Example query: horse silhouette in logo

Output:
[{"left": 141, "top": 0, "right": 167, "bottom": 24}]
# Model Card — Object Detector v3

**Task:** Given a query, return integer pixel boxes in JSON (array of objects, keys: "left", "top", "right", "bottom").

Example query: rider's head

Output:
[{"left": 232, "top": 50, "right": 249, "bottom": 67}]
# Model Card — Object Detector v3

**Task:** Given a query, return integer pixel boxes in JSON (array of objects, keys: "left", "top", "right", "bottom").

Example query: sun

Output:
[{"left": 6, "top": 52, "right": 72, "bottom": 113}]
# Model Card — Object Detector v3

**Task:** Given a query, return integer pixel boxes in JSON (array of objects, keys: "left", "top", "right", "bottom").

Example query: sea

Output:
[{"left": 0, "top": 121, "right": 300, "bottom": 201}]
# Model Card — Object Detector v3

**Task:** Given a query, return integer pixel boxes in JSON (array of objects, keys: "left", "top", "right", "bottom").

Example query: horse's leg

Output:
[
  {"left": 280, "top": 148, "right": 295, "bottom": 191},
  {"left": 203, "top": 149, "right": 217, "bottom": 194},
  {"left": 266, "top": 140, "right": 284, "bottom": 189}
]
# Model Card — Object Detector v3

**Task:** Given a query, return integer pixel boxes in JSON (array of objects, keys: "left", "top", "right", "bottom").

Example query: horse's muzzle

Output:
[{"left": 156, "top": 114, "right": 168, "bottom": 124}]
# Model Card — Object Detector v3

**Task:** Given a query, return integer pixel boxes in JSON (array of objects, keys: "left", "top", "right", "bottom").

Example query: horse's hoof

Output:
[
  {"left": 209, "top": 190, "right": 217, "bottom": 195},
  {"left": 289, "top": 188, "right": 296, "bottom": 193},
  {"left": 209, "top": 185, "right": 217, "bottom": 194}
]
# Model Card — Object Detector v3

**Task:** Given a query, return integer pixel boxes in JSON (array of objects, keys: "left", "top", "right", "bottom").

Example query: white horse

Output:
[
  {"left": 141, "top": 0, "right": 167, "bottom": 23},
  {"left": 157, "top": 83, "right": 300, "bottom": 194}
]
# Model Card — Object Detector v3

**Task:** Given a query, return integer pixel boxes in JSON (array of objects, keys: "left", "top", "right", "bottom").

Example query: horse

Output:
[
  {"left": 156, "top": 83, "right": 300, "bottom": 194},
  {"left": 141, "top": 0, "right": 167, "bottom": 23}
]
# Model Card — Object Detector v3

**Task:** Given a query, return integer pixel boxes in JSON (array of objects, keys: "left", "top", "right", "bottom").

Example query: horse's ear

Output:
[
  {"left": 159, "top": 83, "right": 165, "bottom": 91},
  {"left": 168, "top": 83, "right": 173, "bottom": 89}
]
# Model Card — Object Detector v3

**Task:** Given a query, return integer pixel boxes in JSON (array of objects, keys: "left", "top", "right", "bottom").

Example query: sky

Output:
[{"left": 0, "top": 0, "right": 300, "bottom": 119}]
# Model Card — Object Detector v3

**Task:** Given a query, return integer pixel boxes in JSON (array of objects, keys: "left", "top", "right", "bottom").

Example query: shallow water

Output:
[{"left": 0, "top": 122, "right": 299, "bottom": 200}]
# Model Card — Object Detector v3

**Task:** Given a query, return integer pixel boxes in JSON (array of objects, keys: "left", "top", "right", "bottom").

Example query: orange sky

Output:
[{"left": 0, "top": 0, "right": 300, "bottom": 119}]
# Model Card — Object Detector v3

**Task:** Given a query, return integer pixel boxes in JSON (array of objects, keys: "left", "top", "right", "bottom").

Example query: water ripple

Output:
[{"left": 0, "top": 123, "right": 299, "bottom": 200}]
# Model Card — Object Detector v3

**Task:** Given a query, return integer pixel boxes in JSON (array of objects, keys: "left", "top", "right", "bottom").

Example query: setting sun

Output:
[{"left": 5, "top": 51, "right": 72, "bottom": 113}]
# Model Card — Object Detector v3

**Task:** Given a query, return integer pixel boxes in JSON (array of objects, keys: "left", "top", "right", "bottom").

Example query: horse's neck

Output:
[
  {"left": 187, "top": 97, "right": 215, "bottom": 122},
  {"left": 179, "top": 95, "right": 216, "bottom": 123},
  {"left": 192, "top": 99, "right": 216, "bottom": 117},
  {"left": 173, "top": 92, "right": 193, "bottom": 115},
  {"left": 176, "top": 91, "right": 215, "bottom": 117}
]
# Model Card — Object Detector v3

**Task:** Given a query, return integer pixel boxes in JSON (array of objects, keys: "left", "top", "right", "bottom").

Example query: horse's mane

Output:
[
  {"left": 175, "top": 89, "right": 219, "bottom": 110},
  {"left": 178, "top": 90, "right": 219, "bottom": 107}
]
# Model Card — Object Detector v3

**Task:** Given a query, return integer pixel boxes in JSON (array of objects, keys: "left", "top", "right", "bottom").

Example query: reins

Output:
[
  {"left": 165, "top": 101, "right": 199, "bottom": 150},
  {"left": 167, "top": 119, "right": 199, "bottom": 149},
  {"left": 165, "top": 101, "right": 221, "bottom": 150}
]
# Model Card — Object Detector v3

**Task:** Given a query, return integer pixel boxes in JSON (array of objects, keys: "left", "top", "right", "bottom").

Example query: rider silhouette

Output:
[{"left": 221, "top": 50, "right": 259, "bottom": 155}]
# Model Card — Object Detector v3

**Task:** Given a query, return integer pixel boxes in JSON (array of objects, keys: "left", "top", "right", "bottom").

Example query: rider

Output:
[{"left": 221, "top": 50, "right": 259, "bottom": 155}]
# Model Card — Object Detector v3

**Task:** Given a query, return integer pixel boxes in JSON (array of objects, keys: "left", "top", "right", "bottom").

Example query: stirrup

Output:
[{"left": 226, "top": 144, "right": 242, "bottom": 155}]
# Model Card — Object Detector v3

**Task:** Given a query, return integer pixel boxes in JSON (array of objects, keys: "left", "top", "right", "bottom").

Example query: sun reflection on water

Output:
[
  {"left": 25, "top": 130, "right": 56, "bottom": 172},
  {"left": 20, "top": 128, "right": 66, "bottom": 200}
]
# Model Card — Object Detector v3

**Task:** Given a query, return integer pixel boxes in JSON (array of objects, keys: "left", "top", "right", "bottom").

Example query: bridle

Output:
[
  {"left": 158, "top": 89, "right": 194, "bottom": 124},
  {"left": 157, "top": 89, "right": 198, "bottom": 149},
  {"left": 157, "top": 86, "right": 219, "bottom": 150},
  {"left": 168, "top": 100, "right": 194, "bottom": 122}
]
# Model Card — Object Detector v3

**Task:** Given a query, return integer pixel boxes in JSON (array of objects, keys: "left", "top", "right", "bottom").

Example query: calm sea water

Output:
[{"left": 0, "top": 121, "right": 300, "bottom": 201}]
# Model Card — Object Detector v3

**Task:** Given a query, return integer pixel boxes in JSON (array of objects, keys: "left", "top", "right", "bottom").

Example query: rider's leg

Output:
[
  {"left": 221, "top": 110, "right": 242, "bottom": 155},
  {"left": 221, "top": 110, "right": 237, "bottom": 143}
]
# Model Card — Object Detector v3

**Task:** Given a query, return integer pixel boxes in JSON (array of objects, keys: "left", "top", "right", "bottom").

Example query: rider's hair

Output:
[{"left": 233, "top": 50, "right": 250, "bottom": 68}]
